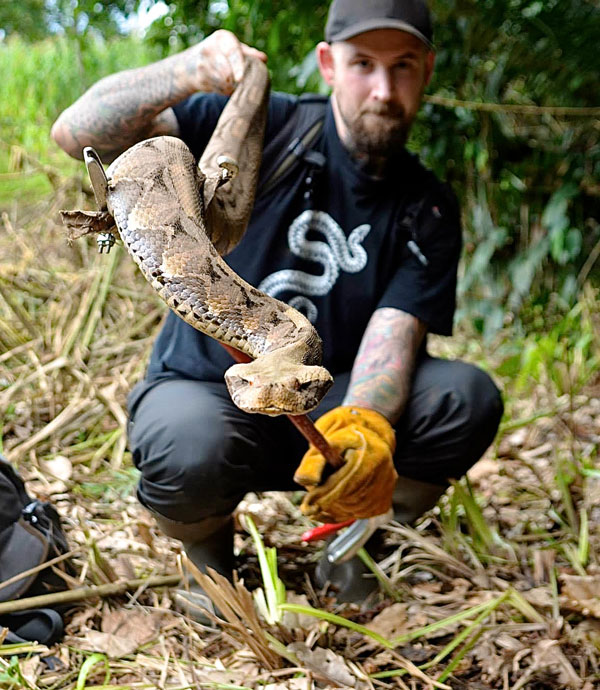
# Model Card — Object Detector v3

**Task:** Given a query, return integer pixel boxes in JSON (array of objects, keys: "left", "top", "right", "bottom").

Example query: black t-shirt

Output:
[{"left": 145, "top": 92, "right": 462, "bottom": 383}]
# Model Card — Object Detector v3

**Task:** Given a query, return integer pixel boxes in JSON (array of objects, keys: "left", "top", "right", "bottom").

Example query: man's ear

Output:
[
  {"left": 424, "top": 50, "right": 435, "bottom": 86},
  {"left": 316, "top": 41, "right": 335, "bottom": 86}
]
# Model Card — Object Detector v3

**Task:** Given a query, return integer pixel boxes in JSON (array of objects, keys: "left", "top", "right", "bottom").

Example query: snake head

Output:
[{"left": 224, "top": 354, "right": 333, "bottom": 416}]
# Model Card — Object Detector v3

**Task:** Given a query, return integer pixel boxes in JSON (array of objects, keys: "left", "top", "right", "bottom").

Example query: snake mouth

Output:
[{"left": 224, "top": 363, "right": 333, "bottom": 417}]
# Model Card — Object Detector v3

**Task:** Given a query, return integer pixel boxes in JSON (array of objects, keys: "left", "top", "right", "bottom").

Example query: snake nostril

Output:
[{"left": 297, "top": 381, "right": 315, "bottom": 391}]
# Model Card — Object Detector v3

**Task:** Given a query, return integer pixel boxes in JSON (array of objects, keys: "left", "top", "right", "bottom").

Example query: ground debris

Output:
[{"left": 1, "top": 194, "right": 600, "bottom": 688}]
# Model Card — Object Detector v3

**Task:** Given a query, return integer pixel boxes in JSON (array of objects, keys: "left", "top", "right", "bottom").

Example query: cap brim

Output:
[{"left": 328, "top": 18, "right": 434, "bottom": 51}]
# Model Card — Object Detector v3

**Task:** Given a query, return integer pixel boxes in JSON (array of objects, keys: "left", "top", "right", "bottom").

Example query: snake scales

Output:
[{"left": 61, "top": 58, "right": 333, "bottom": 416}]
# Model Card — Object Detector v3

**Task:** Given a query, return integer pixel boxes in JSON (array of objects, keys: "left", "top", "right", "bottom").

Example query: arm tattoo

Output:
[
  {"left": 53, "top": 53, "right": 193, "bottom": 161},
  {"left": 343, "top": 308, "right": 427, "bottom": 424}
]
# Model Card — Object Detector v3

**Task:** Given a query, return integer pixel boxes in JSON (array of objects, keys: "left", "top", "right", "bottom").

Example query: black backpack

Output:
[{"left": 0, "top": 454, "right": 72, "bottom": 645}]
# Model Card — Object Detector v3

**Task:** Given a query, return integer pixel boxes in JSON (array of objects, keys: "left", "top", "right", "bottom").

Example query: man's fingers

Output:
[
  {"left": 227, "top": 47, "right": 246, "bottom": 83},
  {"left": 241, "top": 44, "right": 268, "bottom": 63},
  {"left": 229, "top": 45, "right": 267, "bottom": 82},
  {"left": 294, "top": 449, "right": 327, "bottom": 488},
  {"left": 200, "top": 30, "right": 266, "bottom": 89}
]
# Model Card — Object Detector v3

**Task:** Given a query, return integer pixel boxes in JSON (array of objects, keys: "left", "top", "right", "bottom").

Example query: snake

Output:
[{"left": 61, "top": 57, "right": 333, "bottom": 416}]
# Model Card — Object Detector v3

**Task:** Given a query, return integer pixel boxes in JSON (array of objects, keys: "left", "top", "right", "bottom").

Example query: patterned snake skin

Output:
[{"left": 61, "top": 58, "right": 333, "bottom": 415}]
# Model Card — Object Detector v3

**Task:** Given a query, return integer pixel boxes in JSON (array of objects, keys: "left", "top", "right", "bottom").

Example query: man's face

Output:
[{"left": 317, "top": 29, "right": 434, "bottom": 162}]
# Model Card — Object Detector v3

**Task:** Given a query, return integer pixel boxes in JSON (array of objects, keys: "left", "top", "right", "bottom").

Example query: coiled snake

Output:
[{"left": 61, "top": 58, "right": 333, "bottom": 416}]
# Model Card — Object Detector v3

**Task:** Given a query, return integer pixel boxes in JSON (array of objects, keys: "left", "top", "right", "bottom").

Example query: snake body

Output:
[{"left": 62, "top": 58, "right": 333, "bottom": 415}]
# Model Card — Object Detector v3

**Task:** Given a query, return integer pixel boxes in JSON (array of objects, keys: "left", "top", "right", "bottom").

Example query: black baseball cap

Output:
[{"left": 325, "top": 0, "right": 434, "bottom": 51}]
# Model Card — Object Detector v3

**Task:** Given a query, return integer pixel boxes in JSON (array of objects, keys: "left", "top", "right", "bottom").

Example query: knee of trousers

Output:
[
  {"left": 440, "top": 363, "right": 504, "bottom": 472},
  {"left": 128, "top": 404, "right": 245, "bottom": 523}
]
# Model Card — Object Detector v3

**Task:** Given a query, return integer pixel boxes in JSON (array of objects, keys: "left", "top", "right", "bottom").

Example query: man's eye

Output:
[{"left": 397, "top": 60, "right": 419, "bottom": 71}]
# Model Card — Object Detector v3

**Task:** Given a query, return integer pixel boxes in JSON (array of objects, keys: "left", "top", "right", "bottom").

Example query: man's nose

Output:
[{"left": 371, "top": 67, "right": 393, "bottom": 102}]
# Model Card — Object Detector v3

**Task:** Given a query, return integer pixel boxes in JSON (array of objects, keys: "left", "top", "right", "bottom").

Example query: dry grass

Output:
[{"left": 1, "top": 156, "right": 600, "bottom": 689}]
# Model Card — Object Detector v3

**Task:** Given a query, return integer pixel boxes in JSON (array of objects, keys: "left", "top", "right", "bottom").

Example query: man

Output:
[{"left": 52, "top": 0, "right": 503, "bottom": 605}]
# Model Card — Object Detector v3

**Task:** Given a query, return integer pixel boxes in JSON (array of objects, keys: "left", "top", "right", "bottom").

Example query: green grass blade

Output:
[
  {"left": 422, "top": 592, "right": 510, "bottom": 669},
  {"left": 391, "top": 598, "right": 507, "bottom": 646},
  {"left": 357, "top": 547, "right": 400, "bottom": 600},
  {"left": 578, "top": 507, "right": 589, "bottom": 567},
  {"left": 436, "top": 628, "right": 485, "bottom": 683},
  {"left": 278, "top": 602, "right": 394, "bottom": 648},
  {"left": 245, "top": 515, "right": 284, "bottom": 624},
  {"left": 76, "top": 653, "right": 109, "bottom": 690}
]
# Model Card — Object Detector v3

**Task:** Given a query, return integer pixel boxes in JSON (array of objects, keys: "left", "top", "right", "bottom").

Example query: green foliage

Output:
[
  {"left": 422, "top": 0, "right": 600, "bottom": 335},
  {"left": 0, "top": 0, "right": 140, "bottom": 41},
  {"left": 2, "top": 0, "right": 599, "bottom": 333},
  {"left": 245, "top": 515, "right": 286, "bottom": 625},
  {"left": 501, "top": 298, "right": 599, "bottom": 397},
  {"left": 144, "top": 0, "right": 328, "bottom": 93},
  {"left": 0, "top": 0, "right": 47, "bottom": 41},
  {"left": 0, "top": 34, "right": 164, "bottom": 205},
  {"left": 0, "top": 655, "right": 30, "bottom": 688},
  {"left": 0, "top": 35, "right": 163, "bottom": 156}
]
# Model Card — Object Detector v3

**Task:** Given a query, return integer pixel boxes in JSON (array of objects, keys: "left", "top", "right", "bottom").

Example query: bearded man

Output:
[{"left": 52, "top": 0, "right": 503, "bottom": 610}]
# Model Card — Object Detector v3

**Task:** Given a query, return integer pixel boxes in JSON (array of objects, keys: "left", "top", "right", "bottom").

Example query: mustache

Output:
[{"left": 358, "top": 104, "right": 406, "bottom": 119}]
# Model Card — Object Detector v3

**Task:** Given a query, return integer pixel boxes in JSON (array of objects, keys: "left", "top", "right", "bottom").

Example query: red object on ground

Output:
[{"left": 300, "top": 519, "right": 355, "bottom": 542}]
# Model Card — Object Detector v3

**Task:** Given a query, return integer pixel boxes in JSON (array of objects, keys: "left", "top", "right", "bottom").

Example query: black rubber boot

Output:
[
  {"left": 314, "top": 477, "right": 447, "bottom": 605},
  {"left": 153, "top": 512, "right": 234, "bottom": 623},
  {"left": 392, "top": 476, "right": 447, "bottom": 524}
]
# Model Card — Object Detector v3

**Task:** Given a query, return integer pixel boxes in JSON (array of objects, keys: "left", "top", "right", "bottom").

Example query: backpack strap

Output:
[
  {"left": 258, "top": 94, "right": 329, "bottom": 198},
  {"left": 397, "top": 197, "right": 429, "bottom": 266}
]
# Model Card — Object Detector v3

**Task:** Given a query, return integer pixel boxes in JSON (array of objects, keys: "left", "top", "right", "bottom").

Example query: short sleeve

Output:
[
  {"left": 377, "top": 183, "right": 462, "bottom": 336},
  {"left": 173, "top": 91, "right": 298, "bottom": 161}
]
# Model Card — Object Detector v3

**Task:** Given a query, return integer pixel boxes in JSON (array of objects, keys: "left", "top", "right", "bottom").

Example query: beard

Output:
[{"left": 337, "top": 99, "right": 412, "bottom": 164}]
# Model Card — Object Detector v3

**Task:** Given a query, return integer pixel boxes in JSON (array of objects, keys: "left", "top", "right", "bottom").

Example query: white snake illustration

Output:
[{"left": 258, "top": 210, "right": 371, "bottom": 321}]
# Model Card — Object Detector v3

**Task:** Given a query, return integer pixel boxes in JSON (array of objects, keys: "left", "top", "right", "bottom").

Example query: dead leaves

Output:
[
  {"left": 81, "top": 607, "right": 171, "bottom": 658},
  {"left": 366, "top": 603, "right": 410, "bottom": 639},
  {"left": 511, "top": 639, "right": 583, "bottom": 690},
  {"left": 561, "top": 574, "right": 600, "bottom": 618},
  {"left": 191, "top": 566, "right": 283, "bottom": 670},
  {"left": 287, "top": 643, "right": 365, "bottom": 688}
]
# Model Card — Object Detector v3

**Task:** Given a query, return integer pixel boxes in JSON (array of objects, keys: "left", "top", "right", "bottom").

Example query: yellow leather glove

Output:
[{"left": 294, "top": 406, "right": 398, "bottom": 523}]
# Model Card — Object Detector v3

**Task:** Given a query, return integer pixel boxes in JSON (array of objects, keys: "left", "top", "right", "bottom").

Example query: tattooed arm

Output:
[
  {"left": 343, "top": 307, "right": 427, "bottom": 424},
  {"left": 51, "top": 30, "right": 267, "bottom": 163}
]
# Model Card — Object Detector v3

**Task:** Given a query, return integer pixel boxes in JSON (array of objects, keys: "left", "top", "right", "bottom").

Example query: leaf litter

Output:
[{"left": 1, "top": 169, "right": 600, "bottom": 687}]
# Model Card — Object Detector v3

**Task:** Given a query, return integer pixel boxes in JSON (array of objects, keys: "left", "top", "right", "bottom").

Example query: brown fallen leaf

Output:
[
  {"left": 84, "top": 630, "right": 137, "bottom": 658},
  {"left": 560, "top": 574, "right": 600, "bottom": 618},
  {"left": 531, "top": 639, "right": 582, "bottom": 689},
  {"left": 366, "top": 603, "right": 409, "bottom": 639},
  {"left": 263, "top": 680, "right": 313, "bottom": 690},
  {"left": 468, "top": 458, "right": 499, "bottom": 481},
  {"left": 281, "top": 592, "right": 319, "bottom": 631},
  {"left": 287, "top": 642, "right": 362, "bottom": 688},
  {"left": 82, "top": 608, "right": 166, "bottom": 658},
  {"left": 40, "top": 455, "right": 73, "bottom": 482}
]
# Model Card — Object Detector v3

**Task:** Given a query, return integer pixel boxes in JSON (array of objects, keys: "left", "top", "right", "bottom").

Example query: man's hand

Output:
[
  {"left": 51, "top": 29, "right": 267, "bottom": 162},
  {"left": 189, "top": 29, "right": 267, "bottom": 95},
  {"left": 294, "top": 406, "right": 398, "bottom": 523}
]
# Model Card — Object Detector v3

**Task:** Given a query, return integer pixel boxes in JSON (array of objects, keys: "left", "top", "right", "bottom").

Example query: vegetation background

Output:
[{"left": 1, "top": 1, "right": 600, "bottom": 688}]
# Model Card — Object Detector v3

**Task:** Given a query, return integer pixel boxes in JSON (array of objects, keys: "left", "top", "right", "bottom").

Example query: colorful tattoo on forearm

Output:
[{"left": 343, "top": 308, "right": 427, "bottom": 423}]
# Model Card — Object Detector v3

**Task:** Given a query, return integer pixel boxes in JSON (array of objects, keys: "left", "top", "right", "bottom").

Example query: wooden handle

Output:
[{"left": 220, "top": 343, "right": 343, "bottom": 469}]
